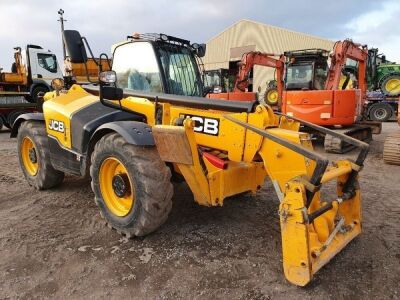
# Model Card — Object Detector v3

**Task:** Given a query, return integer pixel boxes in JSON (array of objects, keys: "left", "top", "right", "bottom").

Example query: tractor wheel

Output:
[
  {"left": 17, "top": 121, "right": 64, "bottom": 189},
  {"left": 90, "top": 133, "right": 173, "bottom": 237},
  {"left": 264, "top": 87, "right": 279, "bottom": 106},
  {"left": 368, "top": 103, "right": 393, "bottom": 122},
  {"left": 380, "top": 74, "right": 400, "bottom": 96},
  {"left": 383, "top": 132, "right": 400, "bottom": 165}
]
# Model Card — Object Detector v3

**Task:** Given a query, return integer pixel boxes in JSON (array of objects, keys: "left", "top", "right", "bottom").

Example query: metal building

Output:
[{"left": 203, "top": 19, "right": 335, "bottom": 95}]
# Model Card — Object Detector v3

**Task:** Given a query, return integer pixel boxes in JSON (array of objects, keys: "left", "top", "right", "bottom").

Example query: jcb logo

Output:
[
  {"left": 180, "top": 114, "right": 219, "bottom": 136},
  {"left": 48, "top": 120, "right": 65, "bottom": 133}
]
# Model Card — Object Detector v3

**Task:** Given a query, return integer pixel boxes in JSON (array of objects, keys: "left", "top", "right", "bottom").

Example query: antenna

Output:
[{"left": 58, "top": 9, "right": 67, "bottom": 60}]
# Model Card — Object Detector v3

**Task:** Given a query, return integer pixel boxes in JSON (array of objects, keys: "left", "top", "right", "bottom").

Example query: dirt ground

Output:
[{"left": 0, "top": 122, "right": 399, "bottom": 299}]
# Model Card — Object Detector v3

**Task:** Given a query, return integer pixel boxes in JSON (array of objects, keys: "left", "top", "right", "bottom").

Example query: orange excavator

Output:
[
  {"left": 208, "top": 51, "right": 284, "bottom": 103},
  {"left": 281, "top": 40, "right": 381, "bottom": 153}
]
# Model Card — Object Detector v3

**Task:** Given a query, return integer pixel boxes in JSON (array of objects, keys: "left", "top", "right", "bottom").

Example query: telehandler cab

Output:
[{"left": 11, "top": 30, "right": 369, "bottom": 286}]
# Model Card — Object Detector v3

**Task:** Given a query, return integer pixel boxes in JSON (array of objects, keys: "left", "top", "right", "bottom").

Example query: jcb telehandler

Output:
[{"left": 11, "top": 30, "right": 369, "bottom": 286}]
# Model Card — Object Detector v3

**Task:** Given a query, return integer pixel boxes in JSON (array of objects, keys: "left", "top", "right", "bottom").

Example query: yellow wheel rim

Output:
[
  {"left": 385, "top": 78, "right": 400, "bottom": 95},
  {"left": 99, "top": 157, "right": 134, "bottom": 217},
  {"left": 21, "top": 136, "right": 38, "bottom": 176},
  {"left": 266, "top": 89, "right": 278, "bottom": 104}
]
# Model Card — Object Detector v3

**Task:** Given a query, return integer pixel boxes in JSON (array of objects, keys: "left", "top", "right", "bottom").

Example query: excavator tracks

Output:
[
  {"left": 383, "top": 132, "right": 400, "bottom": 165},
  {"left": 324, "top": 125, "right": 372, "bottom": 153}
]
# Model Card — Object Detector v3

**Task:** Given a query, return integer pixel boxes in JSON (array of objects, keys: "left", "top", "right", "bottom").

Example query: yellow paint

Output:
[
  {"left": 99, "top": 157, "right": 134, "bottom": 217},
  {"left": 43, "top": 85, "right": 99, "bottom": 149}
]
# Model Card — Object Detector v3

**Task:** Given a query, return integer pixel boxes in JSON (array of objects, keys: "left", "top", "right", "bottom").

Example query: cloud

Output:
[
  {"left": 341, "top": 0, "right": 400, "bottom": 62},
  {"left": 0, "top": 0, "right": 396, "bottom": 69}
]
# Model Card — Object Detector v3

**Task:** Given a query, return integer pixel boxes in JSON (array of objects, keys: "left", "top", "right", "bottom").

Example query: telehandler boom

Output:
[{"left": 11, "top": 30, "right": 369, "bottom": 286}]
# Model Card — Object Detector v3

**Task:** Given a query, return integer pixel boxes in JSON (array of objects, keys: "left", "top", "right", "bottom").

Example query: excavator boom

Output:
[{"left": 208, "top": 51, "right": 284, "bottom": 103}]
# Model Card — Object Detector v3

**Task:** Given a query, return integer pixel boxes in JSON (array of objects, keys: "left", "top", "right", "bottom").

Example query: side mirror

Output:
[
  {"left": 381, "top": 55, "right": 386, "bottom": 63},
  {"left": 99, "top": 71, "right": 123, "bottom": 101},
  {"left": 63, "top": 30, "right": 88, "bottom": 63},
  {"left": 192, "top": 43, "right": 206, "bottom": 58}
]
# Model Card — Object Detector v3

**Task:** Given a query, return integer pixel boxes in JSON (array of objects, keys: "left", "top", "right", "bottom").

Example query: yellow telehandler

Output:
[{"left": 11, "top": 30, "right": 369, "bottom": 286}]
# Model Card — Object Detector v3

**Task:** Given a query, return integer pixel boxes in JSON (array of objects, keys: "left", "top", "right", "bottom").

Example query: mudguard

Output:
[
  {"left": 91, "top": 121, "right": 155, "bottom": 147},
  {"left": 10, "top": 113, "right": 44, "bottom": 138}
]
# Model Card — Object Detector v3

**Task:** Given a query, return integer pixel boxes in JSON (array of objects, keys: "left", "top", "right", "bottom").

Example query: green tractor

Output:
[{"left": 367, "top": 48, "right": 400, "bottom": 96}]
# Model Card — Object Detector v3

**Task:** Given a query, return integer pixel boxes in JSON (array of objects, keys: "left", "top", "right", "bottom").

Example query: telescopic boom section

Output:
[
  {"left": 233, "top": 52, "right": 285, "bottom": 95},
  {"left": 325, "top": 39, "right": 368, "bottom": 94}
]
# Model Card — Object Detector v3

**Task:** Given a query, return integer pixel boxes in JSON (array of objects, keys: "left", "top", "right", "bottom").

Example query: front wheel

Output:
[
  {"left": 17, "top": 121, "right": 64, "bottom": 189},
  {"left": 90, "top": 133, "right": 173, "bottom": 237}
]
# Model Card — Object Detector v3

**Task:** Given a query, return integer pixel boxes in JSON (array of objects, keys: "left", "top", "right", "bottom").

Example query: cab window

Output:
[
  {"left": 112, "top": 42, "right": 163, "bottom": 93},
  {"left": 37, "top": 53, "right": 58, "bottom": 73}
]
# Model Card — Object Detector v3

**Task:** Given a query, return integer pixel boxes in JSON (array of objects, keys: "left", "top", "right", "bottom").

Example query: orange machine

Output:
[
  {"left": 282, "top": 40, "right": 379, "bottom": 152},
  {"left": 208, "top": 51, "right": 284, "bottom": 102},
  {"left": 64, "top": 57, "right": 111, "bottom": 85}
]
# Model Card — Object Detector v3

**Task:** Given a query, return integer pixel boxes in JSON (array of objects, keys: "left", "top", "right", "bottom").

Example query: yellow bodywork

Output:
[{"left": 43, "top": 85, "right": 363, "bottom": 286}]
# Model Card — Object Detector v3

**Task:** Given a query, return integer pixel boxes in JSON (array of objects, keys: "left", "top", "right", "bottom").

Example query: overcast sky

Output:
[{"left": 0, "top": 0, "right": 399, "bottom": 68}]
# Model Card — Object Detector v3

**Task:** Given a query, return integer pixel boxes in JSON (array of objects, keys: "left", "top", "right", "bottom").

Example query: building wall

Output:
[{"left": 203, "top": 19, "right": 335, "bottom": 95}]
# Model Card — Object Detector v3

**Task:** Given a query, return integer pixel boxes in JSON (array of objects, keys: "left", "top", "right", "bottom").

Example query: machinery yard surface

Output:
[{"left": 0, "top": 123, "right": 399, "bottom": 299}]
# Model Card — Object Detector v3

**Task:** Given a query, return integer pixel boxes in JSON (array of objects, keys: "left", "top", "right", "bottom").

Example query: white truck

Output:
[{"left": 0, "top": 44, "right": 63, "bottom": 102}]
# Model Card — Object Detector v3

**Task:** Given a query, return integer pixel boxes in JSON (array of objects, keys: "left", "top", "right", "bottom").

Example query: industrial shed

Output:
[{"left": 203, "top": 19, "right": 335, "bottom": 95}]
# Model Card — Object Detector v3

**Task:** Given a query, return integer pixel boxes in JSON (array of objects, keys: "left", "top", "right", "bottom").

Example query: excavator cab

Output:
[{"left": 284, "top": 49, "right": 329, "bottom": 91}]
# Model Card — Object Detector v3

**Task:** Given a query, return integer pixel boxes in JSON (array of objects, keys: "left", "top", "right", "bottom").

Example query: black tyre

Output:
[
  {"left": 90, "top": 133, "right": 173, "bottom": 237},
  {"left": 369, "top": 103, "right": 393, "bottom": 121},
  {"left": 0, "top": 115, "right": 4, "bottom": 131},
  {"left": 7, "top": 110, "right": 27, "bottom": 129},
  {"left": 380, "top": 74, "right": 400, "bottom": 96},
  {"left": 26, "top": 85, "right": 49, "bottom": 104},
  {"left": 17, "top": 121, "right": 64, "bottom": 189}
]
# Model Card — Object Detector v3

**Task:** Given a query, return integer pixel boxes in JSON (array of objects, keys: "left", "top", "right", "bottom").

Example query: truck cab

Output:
[
  {"left": 0, "top": 45, "right": 62, "bottom": 102},
  {"left": 27, "top": 45, "right": 63, "bottom": 87}
]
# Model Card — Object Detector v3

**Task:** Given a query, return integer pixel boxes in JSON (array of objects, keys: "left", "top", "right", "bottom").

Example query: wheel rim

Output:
[
  {"left": 374, "top": 108, "right": 388, "bottom": 120},
  {"left": 384, "top": 78, "right": 400, "bottom": 95},
  {"left": 99, "top": 157, "right": 134, "bottom": 217},
  {"left": 21, "top": 137, "right": 38, "bottom": 176},
  {"left": 266, "top": 90, "right": 278, "bottom": 104}
]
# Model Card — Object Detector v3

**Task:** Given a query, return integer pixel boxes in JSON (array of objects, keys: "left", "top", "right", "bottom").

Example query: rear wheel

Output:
[
  {"left": 369, "top": 103, "right": 393, "bottom": 121},
  {"left": 90, "top": 133, "right": 173, "bottom": 237},
  {"left": 380, "top": 74, "right": 400, "bottom": 96},
  {"left": 17, "top": 121, "right": 64, "bottom": 189},
  {"left": 0, "top": 116, "right": 3, "bottom": 130}
]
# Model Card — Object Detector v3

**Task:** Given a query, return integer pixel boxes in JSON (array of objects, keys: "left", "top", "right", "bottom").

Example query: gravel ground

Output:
[{"left": 0, "top": 122, "right": 399, "bottom": 299}]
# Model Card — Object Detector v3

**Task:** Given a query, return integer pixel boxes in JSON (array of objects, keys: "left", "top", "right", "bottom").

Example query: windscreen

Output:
[
  {"left": 157, "top": 43, "right": 203, "bottom": 96},
  {"left": 204, "top": 71, "right": 221, "bottom": 87},
  {"left": 285, "top": 64, "right": 313, "bottom": 90},
  {"left": 112, "top": 42, "right": 163, "bottom": 93}
]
